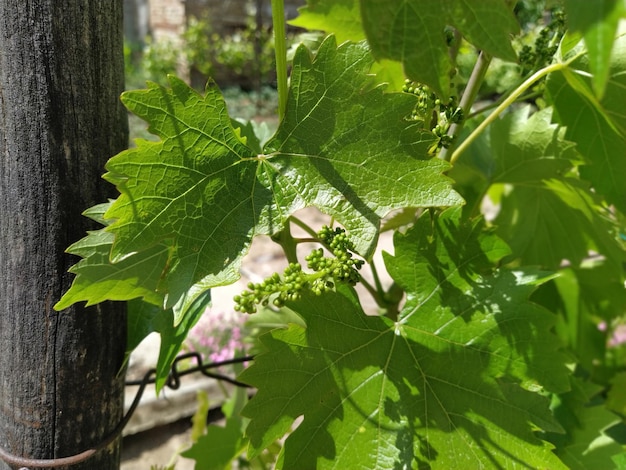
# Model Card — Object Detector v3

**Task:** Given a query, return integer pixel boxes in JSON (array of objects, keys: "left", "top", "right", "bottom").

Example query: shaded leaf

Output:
[
  {"left": 546, "top": 29, "right": 626, "bottom": 211},
  {"left": 489, "top": 106, "right": 577, "bottom": 183},
  {"left": 125, "top": 293, "right": 208, "bottom": 392},
  {"left": 563, "top": 0, "right": 626, "bottom": 97},
  {"left": 549, "top": 377, "right": 625, "bottom": 469},
  {"left": 361, "top": 0, "right": 519, "bottom": 97},
  {"left": 240, "top": 208, "right": 568, "bottom": 468},
  {"left": 494, "top": 178, "right": 624, "bottom": 270},
  {"left": 607, "top": 372, "right": 626, "bottom": 416},
  {"left": 181, "top": 389, "right": 248, "bottom": 470}
]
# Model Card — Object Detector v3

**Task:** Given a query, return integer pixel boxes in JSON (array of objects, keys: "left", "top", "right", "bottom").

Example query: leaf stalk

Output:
[
  {"left": 271, "top": 0, "right": 288, "bottom": 120},
  {"left": 439, "top": 51, "right": 491, "bottom": 162},
  {"left": 450, "top": 59, "right": 577, "bottom": 165}
]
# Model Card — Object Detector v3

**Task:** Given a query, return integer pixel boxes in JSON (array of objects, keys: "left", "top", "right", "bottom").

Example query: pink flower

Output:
[
  {"left": 609, "top": 324, "right": 626, "bottom": 348},
  {"left": 185, "top": 308, "right": 250, "bottom": 371}
]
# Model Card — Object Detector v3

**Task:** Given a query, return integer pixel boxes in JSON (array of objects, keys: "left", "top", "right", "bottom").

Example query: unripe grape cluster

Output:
[
  {"left": 519, "top": 8, "right": 565, "bottom": 75},
  {"left": 234, "top": 226, "right": 364, "bottom": 313},
  {"left": 402, "top": 80, "right": 464, "bottom": 153},
  {"left": 309, "top": 226, "right": 364, "bottom": 285}
]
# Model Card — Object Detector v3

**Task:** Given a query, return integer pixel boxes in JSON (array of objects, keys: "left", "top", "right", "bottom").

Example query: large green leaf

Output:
[
  {"left": 489, "top": 106, "right": 577, "bottom": 184},
  {"left": 494, "top": 178, "right": 624, "bottom": 270},
  {"left": 100, "top": 37, "right": 461, "bottom": 311},
  {"left": 549, "top": 377, "right": 625, "bottom": 470},
  {"left": 181, "top": 386, "right": 249, "bottom": 469},
  {"left": 453, "top": 106, "right": 622, "bottom": 271},
  {"left": 240, "top": 208, "right": 569, "bottom": 469},
  {"left": 546, "top": 28, "right": 626, "bottom": 212},
  {"left": 547, "top": 261, "right": 626, "bottom": 378},
  {"left": 563, "top": 0, "right": 626, "bottom": 97},
  {"left": 361, "top": 0, "right": 519, "bottom": 97}
]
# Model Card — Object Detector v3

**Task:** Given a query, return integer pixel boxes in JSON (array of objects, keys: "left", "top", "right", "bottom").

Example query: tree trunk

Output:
[{"left": 0, "top": 2, "right": 127, "bottom": 469}]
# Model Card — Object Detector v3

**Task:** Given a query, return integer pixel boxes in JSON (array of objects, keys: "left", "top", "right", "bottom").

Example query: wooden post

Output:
[{"left": 0, "top": 1, "right": 127, "bottom": 468}]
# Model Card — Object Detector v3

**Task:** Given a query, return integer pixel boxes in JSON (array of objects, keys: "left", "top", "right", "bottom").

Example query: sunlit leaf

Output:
[
  {"left": 289, "top": 0, "right": 406, "bottom": 90},
  {"left": 60, "top": 37, "right": 461, "bottom": 316}
]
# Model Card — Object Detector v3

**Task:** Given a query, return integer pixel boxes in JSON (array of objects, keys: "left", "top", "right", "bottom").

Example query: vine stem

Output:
[
  {"left": 450, "top": 60, "right": 572, "bottom": 165},
  {"left": 271, "top": 0, "right": 288, "bottom": 120},
  {"left": 289, "top": 215, "right": 318, "bottom": 238},
  {"left": 439, "top": 51, "right": 492, "bottom": 162}
]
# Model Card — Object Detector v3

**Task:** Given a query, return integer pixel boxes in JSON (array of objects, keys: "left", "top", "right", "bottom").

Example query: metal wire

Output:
[{"left": 0, "top": 352, "right": 254, "bottom": 469}]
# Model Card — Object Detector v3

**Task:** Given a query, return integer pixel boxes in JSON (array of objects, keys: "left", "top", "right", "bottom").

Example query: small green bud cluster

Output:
[
  {"left": 519, "top": 8, "right": 565, "bottom": 75},
  {"left": 234, "top": 226, "right": 364, "bottom": 313},
  {"left": 234, "top": 263, "right": 304, "bottom": 313},
  {"left": 403, "top": 80, "right": 463, "bottom": 153},
  {"left": 402, "top": 80, "right": 438, "bottom": 123},
  {"left": 307, "top": 226, "right": 364, "bottom": 286}
]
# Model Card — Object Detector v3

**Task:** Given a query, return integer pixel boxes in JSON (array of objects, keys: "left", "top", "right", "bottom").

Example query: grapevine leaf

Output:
[
  {"left": 541, "top": 261, "right": 626, "bottom": 375},
  {"left": 546, "top": 29, "right": 626, "bottom": 211},
  {"left": 181, "top": 388, "right": 248, "bottom": 470},
  {"left": 547, "top": 268, "right": 608, "bottom": 375},
  {"left": 455, "top": 106, "right": 623, "bottom": 271},
  {"left": 563, "top": 0, "right": 626, "bottom": 97},
  {"left": 385, "top": 208, "right": 569, "bottom": 394},
  {"left": 607, "top": 372, "right": 626, "bottom": 416},
  {"left": 289, "top": 0, "right": 405, "bottom": 90},
  {"left": 105, "top": 78, "right": 262, "bottom": 311},
  {"left": 240, "top": 208, "right": 569, "bottom": 469},
  {"left": 289, "top": 0, "right": 365, "bottom": 43},
  {"left": 100, "top": 37, "right": 461, "bottom": 311},
  {"left": 494, "top": 178, "right": 625, "bottom": 270},
  {"left": 182, "top": 421, "right": 245, "bottom": 470},
  {"left": 450, "top": 106, "right": 578, "bottom": 208},
  {"left": 361, "top": 0, "right": 519, "bottom": 97},
  {"left": 549, "top": 377, "right": 625, "bottom": 470},
  {"left": 262, "top": 37, "right": 462, "bottom": 254},
  {"left": 489, "top": 106, "right": 577, "bottom": 184}
]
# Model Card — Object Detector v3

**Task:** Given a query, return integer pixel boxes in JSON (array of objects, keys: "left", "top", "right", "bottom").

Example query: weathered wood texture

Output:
[{"left": 0, "top": 1, "right": 127, "bottom": 469}]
